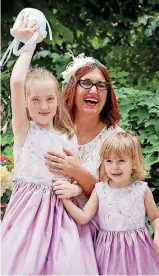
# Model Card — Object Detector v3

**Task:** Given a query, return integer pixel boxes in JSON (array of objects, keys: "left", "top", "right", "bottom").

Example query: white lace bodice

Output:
[
  {"left": 78, "top": 125, "right": 123, "bottom": 179},
  {"left": 13, "top": 121, "right": 77, "bottom": 182},
  {"left": 95, "top": 180, "right": 147, "bottom": 231}
]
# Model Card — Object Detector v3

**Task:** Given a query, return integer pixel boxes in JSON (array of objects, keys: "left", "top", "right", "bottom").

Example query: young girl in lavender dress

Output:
[
  {"left": 62, "top": 132, "right": 159, "bottom": 274},
  {"left": 1, "top": 19, "right": 98, "bottom": 275}
]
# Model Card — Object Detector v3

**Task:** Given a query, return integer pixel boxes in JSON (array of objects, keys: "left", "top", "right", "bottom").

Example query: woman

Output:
[{"left": 45, "top": 52, "right": 122, "bottom": 235}]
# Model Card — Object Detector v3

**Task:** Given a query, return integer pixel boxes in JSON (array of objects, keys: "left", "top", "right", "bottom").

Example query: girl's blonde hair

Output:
[
  {"left": 100, "top": 131, "right": 148, "bottom": 180},
  {"left": 25, "top": 67, "right": 74, "bottom": 139}
]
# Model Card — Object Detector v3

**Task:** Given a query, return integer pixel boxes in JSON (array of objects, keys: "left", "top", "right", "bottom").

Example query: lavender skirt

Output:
[
  {"left": 1, "top": 179, "right": 98, "bottom": 275},
  {"left": 95, "top": 228, "right": 159, "bottom": 275}
]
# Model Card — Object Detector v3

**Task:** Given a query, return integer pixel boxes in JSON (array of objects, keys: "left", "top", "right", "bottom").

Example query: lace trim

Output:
[
  {"left": 13, "top": 177, "right": 53, "bottom": 186},
  {"left": 78, "top": 126, "right": 108, "bottom": 164},
  {"left": 100, "top": 226, "right": 147, "bottom": 233}
]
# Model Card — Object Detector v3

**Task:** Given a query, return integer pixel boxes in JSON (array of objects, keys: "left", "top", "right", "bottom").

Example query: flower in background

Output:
[
  {"left": 0, "top": 154, "right": 9, "bottom": 163},
  {"left": 0, "top": 165, "right": 12, "bottom": 197},
  {"left": 6, "top": 156, "right": 14, "bottom": 171}
]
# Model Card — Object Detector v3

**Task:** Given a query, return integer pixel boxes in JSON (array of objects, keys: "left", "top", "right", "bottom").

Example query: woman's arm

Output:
[
  {"left": 63, "top": 158, "right": 97, "bottom": 196},
  {"left": 145, "top": 187, "right": 159, "bottom": 255},
  {"left": 45, "top": 149, "right": 97, "bottom": 197},
  {"left": 62, "top": 189, "right": 98, "bottom": 225}
]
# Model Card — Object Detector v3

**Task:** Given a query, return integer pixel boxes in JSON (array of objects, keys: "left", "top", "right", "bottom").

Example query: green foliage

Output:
[
  {"left": 110, "top": 69, "right": 159, "bottom": 188},
  {"left": 1, "top": 132, "right": 13, "bottom": 156},
  {"left": 1, "top": 0, "right": 159, "bottom": 213},
  {"left": 107, "top": 56, "right": 158, "bottom": 191}
]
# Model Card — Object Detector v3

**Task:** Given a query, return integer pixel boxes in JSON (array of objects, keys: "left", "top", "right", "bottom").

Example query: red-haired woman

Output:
[{"left": 45, "top": 52, "right": 123, "bottom": 238}]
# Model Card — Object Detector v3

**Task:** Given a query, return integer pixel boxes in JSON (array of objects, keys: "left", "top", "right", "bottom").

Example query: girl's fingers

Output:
[
  {"left": 54, "top": 185, "right": 65, "bottom": 191},
  {"left": 55, "top": 189, "right": 67, "bottom": 195},
  {"left": 19, "top": 15, "right": 25, "bottom": 26},
  {"left": 154, "top": 243, "right": 159, "bottom": 255},
  {"left": 57, "top": 195, "right": 70, "bottom": 199},
  {"left": 21, "top": 19, "right": 28, "bottom": 29},
  {"left": 27, "top": 21, "right": 39, "bottom": 30},
  {"left": 57, "top": 195, "right": 64, "bottom": 199},
  {"left": 53, "top": 180, "right": 67, "bottom": 186},
  {"left": 27, "top": 23, "right": 36, "bottom": 29},
  {"left": 22, "top": 14, "right": 29, "bottom": 27},
  {"left": 156, "top": 245, "right": 159, "bottom": 255},
  {"left": 53, "top": 180, "right": 63, "bottom": 186},
  {"left": 32, "top": 24, "right": 40, "bottom": 31},
  {"left": 20, "top": 25, "right": 39, "bottom": 34}
]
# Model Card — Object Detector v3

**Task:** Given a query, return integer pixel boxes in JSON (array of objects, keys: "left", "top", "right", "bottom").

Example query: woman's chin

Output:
[{"left": 82, "top": 106, "right": 101, "bottom": 116}]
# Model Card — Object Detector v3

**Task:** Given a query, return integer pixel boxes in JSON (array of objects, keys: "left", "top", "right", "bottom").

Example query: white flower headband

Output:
[{"left": 61, "top": 51, "right": 106, "bottom": 84}]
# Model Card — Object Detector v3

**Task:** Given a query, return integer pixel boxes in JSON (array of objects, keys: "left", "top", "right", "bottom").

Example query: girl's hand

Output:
[
  {"left": 45, "top": 149, "right": 80, "bottom": 178},
  {"left": 53, "top": 180, "right": 83, "bottom": 199},
  {"left": 154, "top": 233, "right": 159, "bottom": 256},
  {"left": 16, "top": 15, "right": 39, "bottom": 43}
]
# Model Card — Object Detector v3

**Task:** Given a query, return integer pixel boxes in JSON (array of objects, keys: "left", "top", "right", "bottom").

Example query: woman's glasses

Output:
[{"left": 77, "top": 79, "right": 110, "bottom": 91}]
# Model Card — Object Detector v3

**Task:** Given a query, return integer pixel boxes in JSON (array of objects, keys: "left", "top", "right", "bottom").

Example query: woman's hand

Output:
[
  {"left": 45, "top": 149, "right": 97, "bottom": 197},
  {"left": 53, "top": 180, "right": 83, "bottom": 199},
  {"left": 45, "top": 148, "right": 80, "bottom": 178}
]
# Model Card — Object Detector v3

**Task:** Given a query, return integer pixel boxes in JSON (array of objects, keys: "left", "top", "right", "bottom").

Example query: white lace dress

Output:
[
  {"left": 1, "top": 121, "right": 98, "bottom": 275},
  {"left": 95, "top": 180, "right": 159, "bottom": 275},
  {"left": 75, "top": 125, "right": 123, "bottom": 239},
  {"left": 13, "top": 121, "right": 78, "bottom": 183}
]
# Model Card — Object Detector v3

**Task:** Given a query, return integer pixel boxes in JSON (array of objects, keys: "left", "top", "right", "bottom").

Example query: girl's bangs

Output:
[{"left": 102, "top": 137, "right": 134, "bottom": 160}]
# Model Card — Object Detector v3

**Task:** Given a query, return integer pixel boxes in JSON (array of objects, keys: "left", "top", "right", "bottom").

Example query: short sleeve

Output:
[
  {"left": 138, "top": 180, "right": 148, "bottom": 198},
  {"left": 108, "top": 124, "right": 125, "bottom": 133}
]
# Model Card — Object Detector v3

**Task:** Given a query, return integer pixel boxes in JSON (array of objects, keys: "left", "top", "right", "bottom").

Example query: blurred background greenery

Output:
[{"left": 1, "top": 1, "right": 159, "bottom": 220}]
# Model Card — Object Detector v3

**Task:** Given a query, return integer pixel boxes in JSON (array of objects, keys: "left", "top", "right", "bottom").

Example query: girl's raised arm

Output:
[
  {"left": 62, "top": 188, "right": 98, "bottom": 225},
  {"left": 10, "top": 19, "right": 39, "bottom": 143}
]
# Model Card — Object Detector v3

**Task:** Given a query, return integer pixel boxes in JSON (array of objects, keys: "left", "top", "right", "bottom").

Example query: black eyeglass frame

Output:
[{"left": 77, "top": 79, "right": 110, "bottom": 91}]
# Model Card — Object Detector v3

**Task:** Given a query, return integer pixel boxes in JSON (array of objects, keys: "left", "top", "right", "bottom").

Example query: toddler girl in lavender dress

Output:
[
  {"left": 1, "top": 18, "right": 98, "bottom": 275},
  {"left": 62, "top": 131, "right": 159, "bottom": 274}
]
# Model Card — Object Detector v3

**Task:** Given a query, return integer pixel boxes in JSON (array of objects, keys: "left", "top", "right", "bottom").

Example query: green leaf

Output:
[
  {"left": 1, "top": 135, "right": 13, "bottom": 146},
  {"left": 145, "top": 119, "right": 159, "bottom": 133},
  {"left": 3, "top": 146, "right": 13, "bottom": 156},
  {"left": 145, "top": 154, "right": 159, "bottom": 167},
  {"left": 91, "top": 36, "right": 99, "bottom": 49}
]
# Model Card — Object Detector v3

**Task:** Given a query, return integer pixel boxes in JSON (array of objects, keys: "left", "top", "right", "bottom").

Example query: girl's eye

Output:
[
  {"left": 47, "top": 97, "right": 55, "bottom": 101},
  {"left": 119, "top": 159, "right": 125, "bottom": 162},
  {"left": 32, "top": 98, "right": 39, "bottom": 102},
  {"left": 106, "top": 160, "right": 112, "bottom": 163}
]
